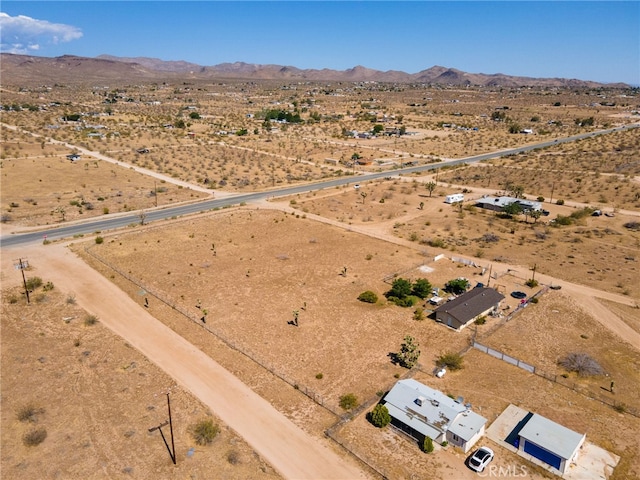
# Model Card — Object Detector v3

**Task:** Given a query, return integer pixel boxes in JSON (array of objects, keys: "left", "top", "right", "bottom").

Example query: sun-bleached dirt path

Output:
[{"left": 3, "top": 243, "right": 368, "bottom": 480}]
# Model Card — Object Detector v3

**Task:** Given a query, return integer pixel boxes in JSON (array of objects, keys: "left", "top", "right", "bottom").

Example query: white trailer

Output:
[{"left": 445, "top": 193, "right": 464, "bottom": 204}]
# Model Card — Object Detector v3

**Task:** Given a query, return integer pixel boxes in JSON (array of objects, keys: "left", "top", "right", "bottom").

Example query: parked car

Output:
[{"left": 468, "top": 446, "right": 494, "bottom": 472}]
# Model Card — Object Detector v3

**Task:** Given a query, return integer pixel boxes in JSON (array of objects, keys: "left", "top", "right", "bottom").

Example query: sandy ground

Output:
[{"left": 1, "top": 242, "right": 368, "bottom": 480}]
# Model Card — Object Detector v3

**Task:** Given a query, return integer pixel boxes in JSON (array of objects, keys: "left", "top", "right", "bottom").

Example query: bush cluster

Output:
[
  {"left": 192, "top": 418, "right": 220, "bottom": 445},
  {"left": 385, "top": 277, "right": 432, "bottom": 307}
]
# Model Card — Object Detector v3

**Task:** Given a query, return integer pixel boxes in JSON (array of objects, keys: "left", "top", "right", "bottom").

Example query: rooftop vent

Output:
[{"left": 415, "top": 396, "right": 426, "bottom": 407}]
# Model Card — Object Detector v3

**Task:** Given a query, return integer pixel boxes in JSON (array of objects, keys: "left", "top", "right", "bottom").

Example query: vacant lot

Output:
[{"left": 0, "top": 286, "right": 280, "bottom": 480}]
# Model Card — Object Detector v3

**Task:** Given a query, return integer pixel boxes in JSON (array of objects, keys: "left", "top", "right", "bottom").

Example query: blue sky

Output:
[{"left": 1, "top": 1, "right": 638, "bottom": 85}]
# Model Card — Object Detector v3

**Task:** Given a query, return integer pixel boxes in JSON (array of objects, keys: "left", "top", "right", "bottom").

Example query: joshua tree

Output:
[{"left": 425, "top": 181, "right": 436, "bottom": 197}]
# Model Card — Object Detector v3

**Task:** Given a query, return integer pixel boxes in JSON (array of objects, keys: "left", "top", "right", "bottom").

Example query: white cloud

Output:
[{"left": 0, "top": 12, "right": 82, "bottom": 54}]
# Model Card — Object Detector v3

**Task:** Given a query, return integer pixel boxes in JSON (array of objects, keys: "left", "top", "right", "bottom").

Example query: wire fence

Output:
[
  {"left": 83, "top": 244, "right": 341, "bottom": 416},
  {"left": 472, "top": 341, "right": 639, "bottom": 418}
]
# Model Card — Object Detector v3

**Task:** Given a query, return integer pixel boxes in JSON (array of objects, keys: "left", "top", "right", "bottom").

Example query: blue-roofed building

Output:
[
  {"left": 518, "top": 413, "right": 586, "bottom": 475},
  {"left": 383, "top": 379, "right": 487, "bottom": 453}
]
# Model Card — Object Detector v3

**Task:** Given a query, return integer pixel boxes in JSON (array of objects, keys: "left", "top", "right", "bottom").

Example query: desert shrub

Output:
[
  {"left": 422, "top": 436, "right": 434, "bottom": 453},
  {"left": 25, "top": 277, "right": 43, "bottom": 290},
  {"left": 474, "top": 315, "right": 487, "bottom": 325},
  {"left": 441, "top": 440, "right": 449, "bottom": 447},
  {"left": 1, "top": 213, "right": 11, "bottom": 223},
  {"left": 357, "top": 290, "right": 378, "bottom": 304},
  {"left": 17, "top": 404, "right": 43, "bottom": 423},
  {"left": 437, "top": 352, "right": 464, "bottom": 371},
  {"left": 95, "top": 236, "right": 104, "bottom": 244},
  {"left": 192, "top": 418, "right": 220, "bottom": 445},
  {"left": 339, "top": 393, "right": 359, "bottom": 411},
  {"left": 66, "top": 294, "right": 76, "bottom": 304},
  {"left": 23, "top": 427, "right": 47, "bottom": 446},
  {"left": 529, "top": 296, "right": 539, "bottom": 304},
  {"left": 623, "top": 221, "right": 640, "bottom": 231},
  {"left": 570, "top": 207, "right": 595, "bottom": 220},
  {"left": 480, "top": 232, "right": 500, "bottom": 243},
  {"left": 315, "top": 373, "right": 323, "bottom": 380},
  {"left": 42, "top": 281, "right": 54, "bottom": 291},
  {"left": 525, "top": 278, "right": 539, "bottom": 288},
  {"left": 558, "top": 352, "right": 604, "bottom": 377},
  {"left": 553, "top": 215, "right": 573, "bottom": 226},
  {"left": 428, "top": 238, "right": 446, "bottom": 248},
  {"left": 227, "top": 450, "right": 240, "bottom": 464},
  {"left": 368, "top": 404, "right": 391, "bottom": 428},
  {"left": 84, "top": 314, "right": 98, "bottom": 326},
  {"left": 556, "top": 199, "right": 565, "bottom": 205},
  {"left": 413, "top": 307, "right": 425, "bottom": 321}
]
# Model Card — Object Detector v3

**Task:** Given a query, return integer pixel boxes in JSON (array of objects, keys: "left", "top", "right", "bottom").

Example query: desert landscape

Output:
[{"left": 2, "top": 56, "right": 640, "bottom": 479}]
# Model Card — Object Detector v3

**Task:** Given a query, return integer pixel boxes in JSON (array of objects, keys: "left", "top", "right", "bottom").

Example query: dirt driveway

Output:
[{"left": 2, "top": 242, "right": 368, "bottom": 480}]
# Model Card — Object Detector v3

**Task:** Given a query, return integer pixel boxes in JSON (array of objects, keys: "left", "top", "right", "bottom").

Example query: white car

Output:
[{"left": 468, "top": 446, "right": 494, "bottom": 472}]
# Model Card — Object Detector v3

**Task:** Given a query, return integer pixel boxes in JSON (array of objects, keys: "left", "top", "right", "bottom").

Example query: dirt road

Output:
[{"left": 3, "top": 243, "right": 368, "bottom": 480}]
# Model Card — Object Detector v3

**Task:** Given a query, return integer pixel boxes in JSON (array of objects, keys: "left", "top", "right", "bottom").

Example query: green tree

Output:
[
  {"left": 385, "top": 278, "right": 413, "bottom": 300},
  {"left": 174, "top": 119, "right": 186, "bottom": 129},
  {"left": 397, "top": 335, "right": 420, "bottom": 368},
  {"left": 189, "top": 111, "right": 201, "bottom": 119},
  {"left": 444, "top": 278, "right": 470, "bottom": 295},
  {"left": 502, "top": 202, "right": 523, "bottom": 218},
  {"left": 372, "top": 124, "right": 384, "bottom": 135},
  {"left": 508, "top": 123, "right": 521, "bottom": 134},
  {"left": 411, "top": 278, "right": 432, "bottom": 299},
  {"left": 369, "top": 404, "right": 391, "bottom": 428}
]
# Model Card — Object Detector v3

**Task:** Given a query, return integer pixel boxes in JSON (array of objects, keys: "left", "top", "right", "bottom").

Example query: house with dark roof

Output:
[
  {"left": 383, "top": 379, "right": 486, "bottom": 453},
  {"left": 433, "top": 287, "right": 504, "bottom": 331}
]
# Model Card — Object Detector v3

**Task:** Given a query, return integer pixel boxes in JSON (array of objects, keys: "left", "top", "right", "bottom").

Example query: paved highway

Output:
[{"left": 2, "top": 124, "right": 637, "bottom": 248}]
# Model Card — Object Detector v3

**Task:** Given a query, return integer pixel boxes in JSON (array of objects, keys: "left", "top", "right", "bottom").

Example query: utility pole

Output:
[
  {"left": 531, "top": 264, "right": 537, "bottom": 283},
  {"left": 14, "top": 258, "right": 30, "bottom": 304},
  {"left": 154, "top": 180, "right": 158, "bottom": 208},
  {"left": 148, "top": 393, "right": 176, "bottom": 465},
  {"left": 549, "top": 182, "right": 555, "bottom": 204}
]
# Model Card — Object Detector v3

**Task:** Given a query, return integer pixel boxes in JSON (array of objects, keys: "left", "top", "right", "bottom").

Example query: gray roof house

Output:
[
  {"left": 383, "top": 379, "right": 486, "bottom": 453},
  {"left": 517, "top": 413, "right": 586, "bottom": 475},
  {"left": 433, "top": 287, "right": 504, "bottom": 331},
  {"left": 476, "top": 195, "right": 542, "bottom": 213}
]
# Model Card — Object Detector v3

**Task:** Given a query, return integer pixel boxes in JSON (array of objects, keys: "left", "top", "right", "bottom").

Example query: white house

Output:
[{"left": 383, "top": 379, "right": 486, "bottom": 453}]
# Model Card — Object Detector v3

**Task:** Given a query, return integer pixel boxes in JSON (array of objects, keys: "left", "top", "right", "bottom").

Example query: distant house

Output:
[
  {"left": 476, "top": 196, "right": 542, "bottom": 213},
  {"left": 515, "top": 412, "right": 586, "bottom": 475},
  {"left": 66, "top": 154, "right": 81, "bottom": 162},
  {"left": 445, "top": 193, "right": 464, "bottom": 204},
  {"left": 384, "top": 379, "right": 486, "bottom": 453},
  {"left": 433, "top": 287, "right": 504, "bottom": 330}
]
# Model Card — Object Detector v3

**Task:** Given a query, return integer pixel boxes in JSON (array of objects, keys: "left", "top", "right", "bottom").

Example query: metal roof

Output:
[
  {"left": 384, "top": 379, "right": 486, "bottom": 442},
  {"left": 519, "top": 413, "right": 585, "bottom": 460},
  {"left": 434, "top": 287, "right": 505, "bottom": 324}
]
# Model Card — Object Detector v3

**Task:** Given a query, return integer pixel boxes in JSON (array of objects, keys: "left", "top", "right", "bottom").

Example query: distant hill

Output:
[{"left": 0, "top": 53, "right": 629, "bottom": 88}]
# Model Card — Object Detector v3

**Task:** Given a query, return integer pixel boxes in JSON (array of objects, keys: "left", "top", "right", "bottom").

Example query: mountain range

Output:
[{"left": 0, "top": 53, "right": 629, "bottom": 88}]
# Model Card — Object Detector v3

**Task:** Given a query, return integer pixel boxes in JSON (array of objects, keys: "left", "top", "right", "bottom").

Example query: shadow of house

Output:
[
  {"left": 433, "top": 287, "right": 504, "bottom": 331},
  {"left": 383, "top": 379, "right": 486, "bottom": 453}
]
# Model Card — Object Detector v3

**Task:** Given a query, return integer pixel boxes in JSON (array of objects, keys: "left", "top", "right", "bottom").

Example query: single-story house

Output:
[
  {"left": 476, "top": 196, "right": 542, "bottom": 213},
  {"left": 517, "top": 413, "right": 586, "bottom": 475},
  {"left": 383, "top": 379, "right": 486, "bottom": 453},
  {"left": 433, "top": 287, "right": 504, "bottom": 331}
]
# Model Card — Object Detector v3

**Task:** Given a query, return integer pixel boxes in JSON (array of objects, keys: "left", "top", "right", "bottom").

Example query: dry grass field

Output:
[
  {"left": 2, "top": 82, "right": 639, "bottom": 479},
  {"left": 0, "top": 286, "right": 280, "bottom": 480}
]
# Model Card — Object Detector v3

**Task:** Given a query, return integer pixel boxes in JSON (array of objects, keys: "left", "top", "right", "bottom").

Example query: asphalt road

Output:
[{"left": 2, "top": 123, "right": 637, "bottom": 248}]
